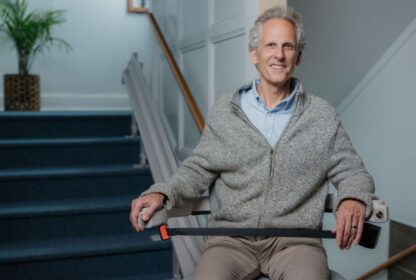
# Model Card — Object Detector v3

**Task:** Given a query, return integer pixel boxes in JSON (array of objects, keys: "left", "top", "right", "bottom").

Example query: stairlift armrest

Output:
[
  {"left": 139, "top": 207, "right": 169, "bottom": 229},
  {"left": 139, "top": 195, "right": 389, "bottom": 228},
  {"left": 326, "top": 194, "right": 389, "bottom": 223},
  {"left": 139, "top": 196, "right": 211, "bottom": 228},
  {"left": 368, "top": 198, "right": 389, "bottom": 223}
]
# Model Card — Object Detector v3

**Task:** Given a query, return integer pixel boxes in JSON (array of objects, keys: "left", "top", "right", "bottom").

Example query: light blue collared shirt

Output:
[{"left": 240, "top": 79, "right": 298, "bottom": 146}]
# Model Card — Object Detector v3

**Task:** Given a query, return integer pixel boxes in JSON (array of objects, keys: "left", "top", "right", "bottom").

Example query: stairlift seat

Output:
[
  {"left": 181, "top": 268, "right": 345, "bottom": 280},
  {"left": 139, "top": 194, "right": 388, "bottom": 280}
]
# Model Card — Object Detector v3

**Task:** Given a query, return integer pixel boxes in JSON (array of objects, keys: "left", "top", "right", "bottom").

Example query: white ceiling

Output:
[{"left": 288, "top": 0, "right": 416, "bottom": 107}]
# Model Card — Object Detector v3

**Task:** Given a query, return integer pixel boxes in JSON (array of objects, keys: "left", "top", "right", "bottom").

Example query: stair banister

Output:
[
  {"left": 128, "top": 4, "right": 205, "bottom": 134},
  {"left": 356, "top": 243, "right": 416, "bottom": 280}
]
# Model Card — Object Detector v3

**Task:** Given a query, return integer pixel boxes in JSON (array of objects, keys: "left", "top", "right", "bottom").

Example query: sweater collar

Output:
[
  {"left": 252, "top": 79, "right": 298, "bottom": 112},
  {"left": 231, "top": 77, "right": 307, "bottom": 113}
]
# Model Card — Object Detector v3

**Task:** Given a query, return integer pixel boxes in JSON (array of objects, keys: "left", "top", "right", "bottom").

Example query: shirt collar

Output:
[{"left": 252, "top": 79, "right": 298, "bottom": 112}]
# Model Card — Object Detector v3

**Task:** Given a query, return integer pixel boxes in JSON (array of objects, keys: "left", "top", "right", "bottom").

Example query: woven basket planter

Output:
[{"left": 4, "top": 74, "right": 41, "bottom": 111}]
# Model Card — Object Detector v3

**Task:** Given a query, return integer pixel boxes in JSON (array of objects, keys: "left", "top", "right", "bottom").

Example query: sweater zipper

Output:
[
  {"left": 230, "top": 95, "right": 301, "bottom": 229},
  {"left": 257, "top": 105, "right": 299, "bottom": 228},
  {"left": 230, "top": 103, "right": 277, "bottom": 229},
  {"left": 255, "top": 148, "right": 276, "bottom": 229}
]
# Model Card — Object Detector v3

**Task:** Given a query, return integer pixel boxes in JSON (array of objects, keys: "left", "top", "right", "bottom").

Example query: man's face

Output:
[{"left": 250, "top": 18, "right": 301, "bottom": 89}]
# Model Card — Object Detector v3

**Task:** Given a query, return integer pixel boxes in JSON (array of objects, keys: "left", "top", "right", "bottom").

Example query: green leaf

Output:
[{"left": 0, "top": 0, "right": 72, "bottom": 74}]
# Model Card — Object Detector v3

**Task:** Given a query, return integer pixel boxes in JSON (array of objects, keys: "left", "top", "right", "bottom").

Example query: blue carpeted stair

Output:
[{"left": 0, "top": 111, "right": 172, "bottom": 280}]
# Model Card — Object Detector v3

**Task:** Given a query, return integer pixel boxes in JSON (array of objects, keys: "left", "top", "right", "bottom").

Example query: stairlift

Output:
[{"left": 138, "top": 193, "right": 388, "bottom": 280}]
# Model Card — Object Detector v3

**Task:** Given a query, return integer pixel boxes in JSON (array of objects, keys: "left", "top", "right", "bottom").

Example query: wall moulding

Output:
[
  {"left": 210, "top": 13, "right": 245, "bottom": 34},
  {"left": 0, "top": 92, "right": 131, "bottom": 111},
  {"left": 176, "top": 33, "right": 206, "bottom": 54},
  {"left": 210, "top": 27, "right": 245, "bottom": 45}
]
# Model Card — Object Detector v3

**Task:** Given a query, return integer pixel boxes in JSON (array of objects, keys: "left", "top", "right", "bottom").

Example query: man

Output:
[{"left": 130, "top": 6, "right": 374, "bottom": 280}]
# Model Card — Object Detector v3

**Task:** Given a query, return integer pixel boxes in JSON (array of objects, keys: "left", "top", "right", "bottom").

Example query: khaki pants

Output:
[{"left": 194, "top": 236, "right": 329, "bottom": 280}]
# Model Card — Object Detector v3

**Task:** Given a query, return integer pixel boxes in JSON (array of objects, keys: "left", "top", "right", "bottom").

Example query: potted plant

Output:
[{"left": 0, "top": 0, "right": 71, "bottom": 111}]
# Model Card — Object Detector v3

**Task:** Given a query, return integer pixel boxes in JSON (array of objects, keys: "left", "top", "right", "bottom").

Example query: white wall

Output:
[
  {"left": 338, "top": 17, "right": 416, "bottom": 229},
  {"left": 284, "top": 2, "right": 416, "bottom": 278},
  {"left": 288, "top": 0, "right": 416, "bottom": 107},
  {"left": 0, "top": 0, "right": 150, "bottom": 110},
  {"left": 158, "top": 0, "right": 259, "bottom": 113},
  {"left": 323, "top": 14, "right": 416, "bottom": 280},
  {"left": 149, "top": 0, "right": 262, "bottom": 158}
]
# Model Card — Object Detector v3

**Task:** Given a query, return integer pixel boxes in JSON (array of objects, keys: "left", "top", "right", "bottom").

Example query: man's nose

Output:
[{"left": 273, "top": 47, "right": 285, "bottom": 60}]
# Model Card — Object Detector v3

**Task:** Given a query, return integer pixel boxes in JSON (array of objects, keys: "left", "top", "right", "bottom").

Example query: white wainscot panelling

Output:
[
  {"left": 213, "top": 0, "right": 245, "bottom": 25},
  {"left": 180, "top": 45, "right": 208, "bottom": 152},
  {"left": 213, "top": 34, "right": 247, "bottom": 100},
  {"left": 181, "top": 0, "right": 209, "bottom": 36},
  {"left": 182, "top": 46, "right": 209, "bottom": 116}
]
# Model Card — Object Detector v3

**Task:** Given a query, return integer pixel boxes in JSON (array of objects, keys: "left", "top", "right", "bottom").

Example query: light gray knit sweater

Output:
[{"left": 143, "top": 80, "right": 375, "bottom": 230}]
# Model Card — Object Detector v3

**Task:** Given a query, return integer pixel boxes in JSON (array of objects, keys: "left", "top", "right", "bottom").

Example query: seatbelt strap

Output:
[{"left": 159, "top": 222, "right": 380, "bottom": 249}]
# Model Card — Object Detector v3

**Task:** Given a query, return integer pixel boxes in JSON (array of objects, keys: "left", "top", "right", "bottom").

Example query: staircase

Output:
[{"left": 0, "top": 111, "right": 172, "bottom": 280}]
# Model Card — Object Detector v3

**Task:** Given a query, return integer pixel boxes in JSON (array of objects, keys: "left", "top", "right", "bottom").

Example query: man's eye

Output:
[{"left": 283, "top": 43, "right": 295, "bottom": 50}]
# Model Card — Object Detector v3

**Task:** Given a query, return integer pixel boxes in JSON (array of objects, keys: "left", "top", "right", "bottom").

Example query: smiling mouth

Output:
[{"left": 270, "top": 63, "right": 286, "bottom": 69}]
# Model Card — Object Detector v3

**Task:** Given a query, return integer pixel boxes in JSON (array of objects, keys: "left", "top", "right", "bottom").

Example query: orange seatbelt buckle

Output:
[{"left": 159, "top": 224, "right": 170, "bottom": 241}]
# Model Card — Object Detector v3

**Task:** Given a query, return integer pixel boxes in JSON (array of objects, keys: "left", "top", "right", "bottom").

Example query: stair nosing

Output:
[
  {"left": 104, "top": 272, "right": 173, "bottom": 280},
  {"left": 0, "top": 165, "right": 150, "bottom": 180},
  {"left": 0, "top": 136, "right": 140, "bottom": 147},
  {"left": 0, "top": 196, "right": 135, "bottom": 219},
  {"left": 0, "top": 111, "right": 132, "bottom": 118},
  {"left": 0, "top": 232, "right": 171, "bottom": 264}
]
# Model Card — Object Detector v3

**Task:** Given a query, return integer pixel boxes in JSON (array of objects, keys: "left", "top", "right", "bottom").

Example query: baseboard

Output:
[{"left": 0, "top": 92, "right": 131, "bottom": 111}]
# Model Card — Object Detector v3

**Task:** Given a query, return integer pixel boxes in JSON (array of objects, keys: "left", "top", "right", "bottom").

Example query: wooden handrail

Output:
[
  {"left": 128, "top": 5, "right": 205, "bottom": 134},
  {"left": 148, "top": 13, "right": 205, "bottom": 133},
  {"left": 356, "top": 243, "right": 416, "bottom": 280}
]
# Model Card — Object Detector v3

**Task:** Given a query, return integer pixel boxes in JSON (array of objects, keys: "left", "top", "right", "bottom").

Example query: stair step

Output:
[
  {"left": 105, "top": 273, "right": 173, "bottom": 280},
  {"left": 0, "top": 164, "right": 149, "bottom": 179},
  {"left": 0, "top": 165, "right": 152, "bottom": 203},
  {"left": 0, "top": 232, "right": 172, "bottom": 280},
  {"left": 0, "top": 137, "right": 140, "bottom": 169},
  {"left": 0, "top": 111, "right": 133, "bottom": 139},
  {"left": 0, "top": 136, "right": 138, "bottom": 145},
  {"left": 0, "top": 196, "right": 133, "bottom": 219},
  {"left": 0, "top": 231, "right": 170, "bottom": 264},
  {"left": 0, "top": 196, "right": 140, "bottom": 242}
]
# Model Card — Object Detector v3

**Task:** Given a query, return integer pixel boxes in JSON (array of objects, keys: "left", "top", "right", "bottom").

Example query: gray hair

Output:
[{"left": 248, "top": 6, "right": 306, "bottom": 53}]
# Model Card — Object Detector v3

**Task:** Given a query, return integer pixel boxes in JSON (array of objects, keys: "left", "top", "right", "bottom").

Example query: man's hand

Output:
[
  {"left": 130, "top": 192, "right": 165, "bottom": 232},
  {"left": 332, "top": 199, "right": 366, "bottom": 250}
]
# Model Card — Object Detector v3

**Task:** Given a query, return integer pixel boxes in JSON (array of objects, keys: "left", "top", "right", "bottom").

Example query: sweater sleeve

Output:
[
  {"left": 140, "top": 113, "right": 221, "bottom": 210},
  {"left": 327, "top": 122, "right": 375, "bottom": 218}
]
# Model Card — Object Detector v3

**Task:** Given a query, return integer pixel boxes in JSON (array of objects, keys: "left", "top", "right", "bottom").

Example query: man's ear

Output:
[
  {"left": 250, "top": 48, "right": 258, "bottom": 65},
  {"left": 296, "top": 51, "right": 302, "bottom": 65}
]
